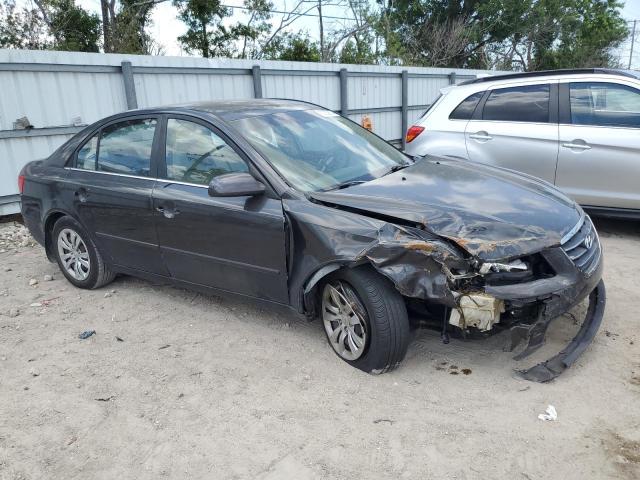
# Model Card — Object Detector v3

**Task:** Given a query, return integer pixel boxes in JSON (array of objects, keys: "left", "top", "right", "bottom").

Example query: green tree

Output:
[
  {"left": 19, "top": 0, "right": 102, "bottom": 52},
  {"left": 0, "top": 0, "right": 50, "bottom": 49},
  {"left": 339, "top": 36, "right": 376, "bottom": 64},
  {"left": 47, "top": 0, "right": 101, "bottom": 52},
  {"left": 531, "top": 0, "right": 628, "bottom": 69},
  {"left": 173, "top": 0, "right": 237, "bottom": 57},
  {"left": 99, "top": 0, "right": 159, "bottom": 54},
  {"left": 234, "top": 0, "right": 272, "bottom": 59},
  {"left": 377, "top": 0, "right": 628, "bottom": 70},
  {"left": 262, "top": 31, "right": 321, "bottom": 62}
]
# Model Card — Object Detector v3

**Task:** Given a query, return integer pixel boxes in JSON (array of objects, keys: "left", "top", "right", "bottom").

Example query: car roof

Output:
[
  {"left": 131, "top": 98, "right": 318, "bottom": 121},
  {"left": 459, "top": 68, "right": 640, "bottom": 86}
]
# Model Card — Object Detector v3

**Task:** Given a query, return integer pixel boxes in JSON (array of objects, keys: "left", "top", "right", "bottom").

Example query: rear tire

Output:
[
  {"left": 320, "top": 266, "right": 410, "bottom": 374},
  {"left": 52, "top": 216, "right": 115, "bottom": 289}
]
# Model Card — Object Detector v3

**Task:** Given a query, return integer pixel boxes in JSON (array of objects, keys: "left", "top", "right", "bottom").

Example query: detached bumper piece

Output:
[{"left": 513, "top": 280, "right": 606, "bottom": 383}]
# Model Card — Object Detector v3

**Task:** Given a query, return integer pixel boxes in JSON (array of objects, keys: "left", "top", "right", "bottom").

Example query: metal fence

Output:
[{"left": 0, "top": 49, "right": 496, "bottom": 215}]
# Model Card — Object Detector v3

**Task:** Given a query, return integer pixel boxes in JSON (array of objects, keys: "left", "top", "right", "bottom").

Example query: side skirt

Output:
[{"left": 111, "top": 264, "right": 301, "bottom": 319}]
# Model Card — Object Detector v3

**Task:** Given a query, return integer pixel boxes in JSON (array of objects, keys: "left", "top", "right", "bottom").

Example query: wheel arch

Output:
[
  {"left": 43, "top": 209, "right": 79, "bottom": 261},
  {"left": 301, "top": 260, "right": 382, "bottom": 318}
]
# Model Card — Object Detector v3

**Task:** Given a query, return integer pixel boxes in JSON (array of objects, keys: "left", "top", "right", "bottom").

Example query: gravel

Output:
[{"left": 0, "top": 217, "right": 638, "bottom": 480}]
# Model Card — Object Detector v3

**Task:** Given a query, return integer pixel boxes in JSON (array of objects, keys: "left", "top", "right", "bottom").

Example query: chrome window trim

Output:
[
  {"left": 65, "top": 167, "right": 152, "bottom": 181},
  {"left": 155, "top": 178, "right": 208, "bottom": 189},
  {"left": 64, "top": 167, "right": 209, "bottom": 189}
]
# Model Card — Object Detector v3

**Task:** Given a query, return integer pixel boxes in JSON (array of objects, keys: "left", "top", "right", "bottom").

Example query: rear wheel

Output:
[
  {"left": 321, "top": 266, "right": 410, "bottom": 374},
  {"left": 52, "top": 216, "right": 115, "bottom": 289}
]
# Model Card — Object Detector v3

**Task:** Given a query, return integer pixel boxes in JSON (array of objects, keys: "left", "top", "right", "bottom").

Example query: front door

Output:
[
  {"left": 465, "top": 83, "right": 559, "bottom": 183},
  {"left": 153, "top": 116, "right": 289, "bottom": 303},
  {"left": 67, "top": 116, "right": 168, "bottom": 275},
  {"left": 556, "top": 81, "right": 640, "bottom": 209}
]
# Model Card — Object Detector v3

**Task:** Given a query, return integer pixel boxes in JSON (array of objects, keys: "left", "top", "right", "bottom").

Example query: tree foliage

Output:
[
  {"left": 262, "top": 31, "right": 321, "bottom": 62},
  {"left": 173, "top": 0, "right": 237, "bottom": 57},
  {"left": 377, "top": 0, "right": 628, "bottom": 70},
  {"left": 0, "top": 0, "right": 50, "bottom": 49},
  {"left": 0, "top": 0, "right": 630, "bottom": 70},
  {"left": 1, "top": 0, "right": 100, "bottom": 52},
  {"left": 45, "top": 0, "right": 101, "bottom": 52}
]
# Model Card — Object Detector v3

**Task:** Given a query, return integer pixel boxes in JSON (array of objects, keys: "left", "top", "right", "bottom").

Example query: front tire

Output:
[
  {"left": 52, "top": 216, "right": 115, "bottom": 289},
  {"left": 320, "top": 266, "right": 410, "bottom": 374}
]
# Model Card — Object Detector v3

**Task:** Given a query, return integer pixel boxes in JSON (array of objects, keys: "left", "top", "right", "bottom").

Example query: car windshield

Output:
[{"left": 232, "top": 109, "right": 411, "bottom": 192}]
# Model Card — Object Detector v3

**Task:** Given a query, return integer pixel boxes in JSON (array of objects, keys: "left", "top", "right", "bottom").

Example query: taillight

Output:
[
  {"left": 18, "top": 174, "right": 25, "bottom": 194},
  {"left": 405, "top": 125, "right": 425, "bottom": 143}
]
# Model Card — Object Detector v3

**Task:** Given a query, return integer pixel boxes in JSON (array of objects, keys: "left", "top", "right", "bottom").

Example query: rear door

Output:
[
  {"left": 556, "top": 80, "right": 640, "bottom": 209},
  {"left": 66, "top": 116, "right": 168, "bottom": 275},
  {"left": 152, "top": 115, "right": 289, "bottom": 303},
  {"left": 465, "top": 82, "right": 559, "bottom": 183}
]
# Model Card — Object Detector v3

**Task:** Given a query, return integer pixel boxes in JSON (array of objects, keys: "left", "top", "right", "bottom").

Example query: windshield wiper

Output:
[
  {"left": 382, "top": 163, "right": 411, "bottom": 176},
  {"left": 321, "top": 180, "right": 367, "bottom": 192}
]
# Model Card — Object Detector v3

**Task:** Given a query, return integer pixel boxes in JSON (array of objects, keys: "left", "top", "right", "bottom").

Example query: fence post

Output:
[
  {"left": 401, "top": 70, "right": 408, "bottom": 150},
  {"left": 252, "top": 65, "right": 263, "bottom": 99},
  {"left": 120, "top": 61, "right": 138, "bottom": 109},
  {"left": 449, "top": 71, "right": 457, "bottom": 85},
  {"left": 339, "top": 68, "right": 348, "bottom": 117}
]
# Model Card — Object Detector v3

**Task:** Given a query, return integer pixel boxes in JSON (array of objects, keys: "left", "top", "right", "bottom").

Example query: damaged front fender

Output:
[{"left": 283, "top": 198, "right": 472, "bottom": 314}]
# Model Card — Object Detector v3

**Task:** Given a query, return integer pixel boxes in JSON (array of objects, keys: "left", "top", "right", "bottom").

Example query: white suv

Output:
[{"left": 404, "top": 68, "right": 640, "bottom": 218}]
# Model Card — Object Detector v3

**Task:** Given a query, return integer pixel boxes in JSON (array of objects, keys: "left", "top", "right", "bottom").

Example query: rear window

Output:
[
  {"left": 482, "top": 84, "right": 550, "bottom": 123},
  {"left": 449, "top": 92, "right": 484, "bottom": 120}
]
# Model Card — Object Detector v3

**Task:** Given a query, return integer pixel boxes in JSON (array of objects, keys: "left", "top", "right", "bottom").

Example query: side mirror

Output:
[{"left": 208, "top": 172, "right": 266, "bottom": 197}]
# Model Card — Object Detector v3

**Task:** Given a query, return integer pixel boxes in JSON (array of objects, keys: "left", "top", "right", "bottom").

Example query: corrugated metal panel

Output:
[
  {"left": 135, "top": 73, "right": 254, "bottom": 107},
  {"left": 0, "top": 49, "right": 501, "bottom": 214},
  {"left": 348, "top": 76, "right": 402, "bottom": 110},
  {"left": 262, "top": 74, "right": 340, "bottom": 110}
]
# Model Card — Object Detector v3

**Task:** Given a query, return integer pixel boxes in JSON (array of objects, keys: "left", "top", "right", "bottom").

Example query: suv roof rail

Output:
[{"left": 459, "top": 68, "right": 638, "bottom": 85}]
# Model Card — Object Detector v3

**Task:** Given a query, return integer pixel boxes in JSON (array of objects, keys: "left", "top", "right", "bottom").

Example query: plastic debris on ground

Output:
[
  {"left": 78, "top": 330, "right": 96, "bottom": 340},
  {"left": 538, "top": 405, "right": 558, "bottom": 421}
]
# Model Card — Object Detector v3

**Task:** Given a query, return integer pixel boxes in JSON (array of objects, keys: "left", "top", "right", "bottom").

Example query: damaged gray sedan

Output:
[{"left": 19, "top": 100, "right": 605, "bottom": 382}]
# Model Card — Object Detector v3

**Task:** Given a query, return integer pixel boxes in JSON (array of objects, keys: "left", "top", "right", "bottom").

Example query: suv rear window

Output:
[
  {"left": 449, "top": 92, "right": 483, "bottom": 120},
  {"left": 482, "top": 84, "right": 550, "bottom": 123}
]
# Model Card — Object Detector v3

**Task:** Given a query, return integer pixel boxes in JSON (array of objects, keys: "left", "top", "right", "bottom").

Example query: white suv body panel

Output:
[{"left": 404, "top": 72, "right": 640, "bottom": 213}]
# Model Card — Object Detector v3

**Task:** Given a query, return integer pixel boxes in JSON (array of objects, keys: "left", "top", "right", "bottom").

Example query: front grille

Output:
[{"left": 561, "top": 215, "right": 601, "bottom": 275}]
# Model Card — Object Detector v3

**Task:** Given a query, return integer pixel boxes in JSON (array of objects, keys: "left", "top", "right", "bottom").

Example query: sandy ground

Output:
[{"left": 0, "top": 217, "right": 639, "bottom": 480}]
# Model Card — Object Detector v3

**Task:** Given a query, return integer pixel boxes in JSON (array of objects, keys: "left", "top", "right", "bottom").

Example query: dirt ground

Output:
[{"left": 0, "top": 217, "right": 638, "bottom": 480}]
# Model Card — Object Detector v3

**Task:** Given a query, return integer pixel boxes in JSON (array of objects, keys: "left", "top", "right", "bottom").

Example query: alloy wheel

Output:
[
  {"left": 57, "top": 228, "right": 90, "bottom": 281},
  {"left": 322, "top": 281, "right": 368, "bottom": 361}
]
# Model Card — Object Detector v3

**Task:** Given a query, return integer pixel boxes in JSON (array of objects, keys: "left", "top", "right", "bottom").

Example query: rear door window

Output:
[
  {"left": 75, "top": 119, "right": 157, "bottom": 176},
  {"left": 569, "top": 82, "right": 640, "bottom": 128},
  {"left": 98, "top": 119, "right": 157, "bottom": 176},
  {"left": 482, "top": 84, "right": 550, "bottom": 123},
  {"left": 449, "top": 92, "right": 484, "bottom": 120},
  {"left": 76, "top": 135, "right": 98, "bottom": 170}
]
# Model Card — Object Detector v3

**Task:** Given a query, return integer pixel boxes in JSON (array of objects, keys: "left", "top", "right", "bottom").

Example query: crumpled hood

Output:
[{"left": 309, "top": 157, "right": 582, "bottom": 261}]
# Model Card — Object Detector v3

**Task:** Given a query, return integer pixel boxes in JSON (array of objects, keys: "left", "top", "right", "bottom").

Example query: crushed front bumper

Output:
[
  {"left": 484, "top": 245, "right": 605, "bottom": 382},
  {"left": 515, "top": 280, "right": 605, "bottom": 382}
]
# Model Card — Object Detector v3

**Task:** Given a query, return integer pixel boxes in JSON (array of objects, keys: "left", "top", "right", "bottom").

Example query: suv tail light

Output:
[{"left": 405, "top": 125, "right": 425, "bottom": 143}]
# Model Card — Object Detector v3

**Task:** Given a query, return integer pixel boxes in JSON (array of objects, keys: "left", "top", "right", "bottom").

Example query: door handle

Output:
[
  {"left": 156, "top": 206, "right": 180, "bottom": 219},
  {"left": 562, "top": 142, "right": 591, "bottom": 150},
  {"left": 469, "top": 132, "right": 493, "bottom": 141},
  {"left": 75, "top": 188, "right": 89, "bottom": 203}
]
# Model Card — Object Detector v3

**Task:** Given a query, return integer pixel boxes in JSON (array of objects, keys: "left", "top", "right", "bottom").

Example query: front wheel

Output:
[{"left": 320, "top": 266, "right": 410, "bottom": 374}]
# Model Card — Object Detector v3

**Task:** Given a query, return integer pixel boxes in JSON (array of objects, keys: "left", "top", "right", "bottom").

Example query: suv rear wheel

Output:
[
  {"left": 52, "top": 216, "right": 116, "bottom": 289},
  {"left": 320, "top": 266, "right": 410, "bottom": 374}
]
